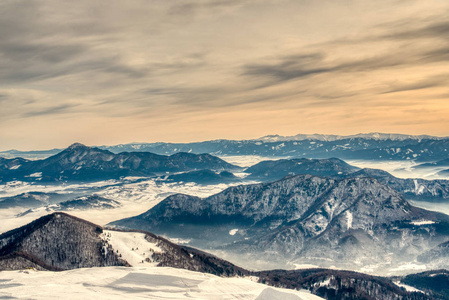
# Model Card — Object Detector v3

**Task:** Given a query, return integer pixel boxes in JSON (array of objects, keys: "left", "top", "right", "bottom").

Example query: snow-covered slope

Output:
[
  {"left": 0, "top": 213, "right": 437, "bottom": 299},
  {"left": 0, "top": 266, "right": 323, "bottom": 300},
  {"left": 101, "top": 230, "right": 162, "bottom": 267}
]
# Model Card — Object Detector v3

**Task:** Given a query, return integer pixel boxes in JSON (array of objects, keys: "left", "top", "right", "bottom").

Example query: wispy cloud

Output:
[
  {"left": 22, "top": 104, "right": 79, "bottom": 117},
  {"left": 1, "top": 0, "right": 448, "bottom": 149}
]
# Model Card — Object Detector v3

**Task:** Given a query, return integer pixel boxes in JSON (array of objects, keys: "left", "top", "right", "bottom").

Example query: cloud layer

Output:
[{"left": 1, "top": 0, "right": 448, "bottom": 150}]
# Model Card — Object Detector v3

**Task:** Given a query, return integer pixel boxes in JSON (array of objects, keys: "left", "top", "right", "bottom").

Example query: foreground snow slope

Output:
[{"left": 0, "top": 266, "right": 323, "bottom": 300}]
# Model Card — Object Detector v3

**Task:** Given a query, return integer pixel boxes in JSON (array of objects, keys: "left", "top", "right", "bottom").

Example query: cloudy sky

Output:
[{"left": 1, "top": 0, "right": 448, "bottom": 150}]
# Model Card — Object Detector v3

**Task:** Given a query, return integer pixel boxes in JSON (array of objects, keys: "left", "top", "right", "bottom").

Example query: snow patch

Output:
[
  {"left": 102, "top": 230, "right": 161, "bottom": 266},
  {"left": 389, "top": 264, "right": 426, "bottom": 273},
  {"left": 413, "top": 179, "right": 425, "bottom": 195},
  {"left": 293, "top": 264, "right": 319, "bottom": 270},
  {"left": 26, "top": 172, "right": 42, "bottom": 178},
  {"left": 346, "top": 211, "right": 353, "bottom": 230},
  {"left": 317, "top": 277, "right": 332, "bottom": 287},
  {"left": 394, "top": 281, "right": 424, "bottom": 293},
  {"left": 411, "top": 220, "right": 435, "bottom": 225},
  {"left": 233, "top": 172, "right": 249, "bottom": 178},
  {"left": 229, "top": 229, "right": 239, "bottom": 236},
  {"left": 167, "top": 237, "right": 191, "bottom": 245}
]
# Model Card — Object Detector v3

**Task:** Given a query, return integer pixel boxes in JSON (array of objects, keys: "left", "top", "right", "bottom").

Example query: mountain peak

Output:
[{"left": 67, "top": 142, "right": 89, "bottom": 150}]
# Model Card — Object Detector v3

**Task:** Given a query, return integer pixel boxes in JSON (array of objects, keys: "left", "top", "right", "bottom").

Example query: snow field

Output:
[
  {"left": 102, "top": 230, "right": 162, "bottom": 266},
  {"left": 0, "top": 266, "right": 324, "bottom": 300}
]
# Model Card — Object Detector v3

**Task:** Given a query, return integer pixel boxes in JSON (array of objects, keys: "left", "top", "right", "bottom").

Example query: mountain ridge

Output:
[
  {"left": 2, "top": 133, "right": 449, "bottom": 161},
  {"left": 110, "top": 174, "right": 449, "bottom": 270},
  {"left": 0, "top": 143, "right": 239, "bottom": 182},
  {"left": 255, "top": 132, "right": 447, "bottom": 142}
]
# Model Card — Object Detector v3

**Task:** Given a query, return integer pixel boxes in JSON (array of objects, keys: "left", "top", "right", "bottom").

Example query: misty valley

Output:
[{"left": 1, "top": 135, "right": 449, "bottom": 299}]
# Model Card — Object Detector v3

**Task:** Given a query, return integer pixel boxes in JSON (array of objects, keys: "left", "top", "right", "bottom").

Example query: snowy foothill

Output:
[{"left": 0, "top": 266, "right": 323, "bottom": 300}]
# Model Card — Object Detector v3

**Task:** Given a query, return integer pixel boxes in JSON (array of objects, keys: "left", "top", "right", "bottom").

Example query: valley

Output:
[{"left": 1, "top": 136, "right": 449, "bottom": 299}]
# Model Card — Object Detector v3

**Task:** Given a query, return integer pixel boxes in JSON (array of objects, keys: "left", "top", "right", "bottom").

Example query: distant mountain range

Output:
[
  {"left": 256, "top": 132, "right": 446, "bottom": 142},
  {"left": 110, "top": 174, "right": 449, "bottom": 271},
  {"left": 2, "top": 150, "right": 449, "bottom": 202},
  {"left": 0, "top": 143, "right": 238, "bottom": 182},
  {"left": 0, "top": 212, "right": 439, "bottom": 300},
  {"left": 1, "top": 133, "right": 449, "bottom": 161}
]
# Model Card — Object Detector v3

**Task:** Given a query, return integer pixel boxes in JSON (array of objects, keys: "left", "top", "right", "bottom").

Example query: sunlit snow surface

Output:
[
  {"left": 101, "top": 230, "right": 162, "bottom": 267},
  {"left": 0, "top": 267, "right": 323, "bottom": 300},
  {"left": 393, "top": 281, "right": 424, "bottom": 293}
]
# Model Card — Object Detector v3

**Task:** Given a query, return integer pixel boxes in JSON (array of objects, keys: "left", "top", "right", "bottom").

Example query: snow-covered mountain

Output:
[
  {"left": 255, "top": 132, "right": 444, "bottom": 142},
  {"left": 242, "top": 158, "right": 449, "bottom": 201},
  {"left": 110, "top": 174, "right": 449, "bottom": 271},
  {"left": 0, "top": 212, "right": 126, "bottom": 270},
  {"left": 1, "top": 133, "right": 449, "bottom": 161},
  {"left": 0, "top": 212, "right": 250, "bottom": 275},
  {"left": 0, "top": 213, "right": 437, "bottom": 300},
  {"left": 98, "top": 138, "right": 449, "bottom": 162},
  {"left": 348, "top": 168, "right": 449, "bottom": 201},
  {"left": 0, "top": 143, "right": 239, "bottom": 182}
]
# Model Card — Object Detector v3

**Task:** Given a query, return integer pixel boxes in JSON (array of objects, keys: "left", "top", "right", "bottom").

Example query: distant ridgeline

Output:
[
  {"left": 102, "top": 137, "right": 448, "bottom": 161},
  {"left": 1, "top": 144, "right": 449, "bottom": 202},
  {"left": 1, "top": 133, "right": 449, "bottom": 161},
  {"left": 0, "top": 143, "right": 239, "bottom": 182}
]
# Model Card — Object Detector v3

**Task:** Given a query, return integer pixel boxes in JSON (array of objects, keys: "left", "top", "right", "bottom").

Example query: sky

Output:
[{"left": 1, "top": 0, "right": 449, "bottom": 150}]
